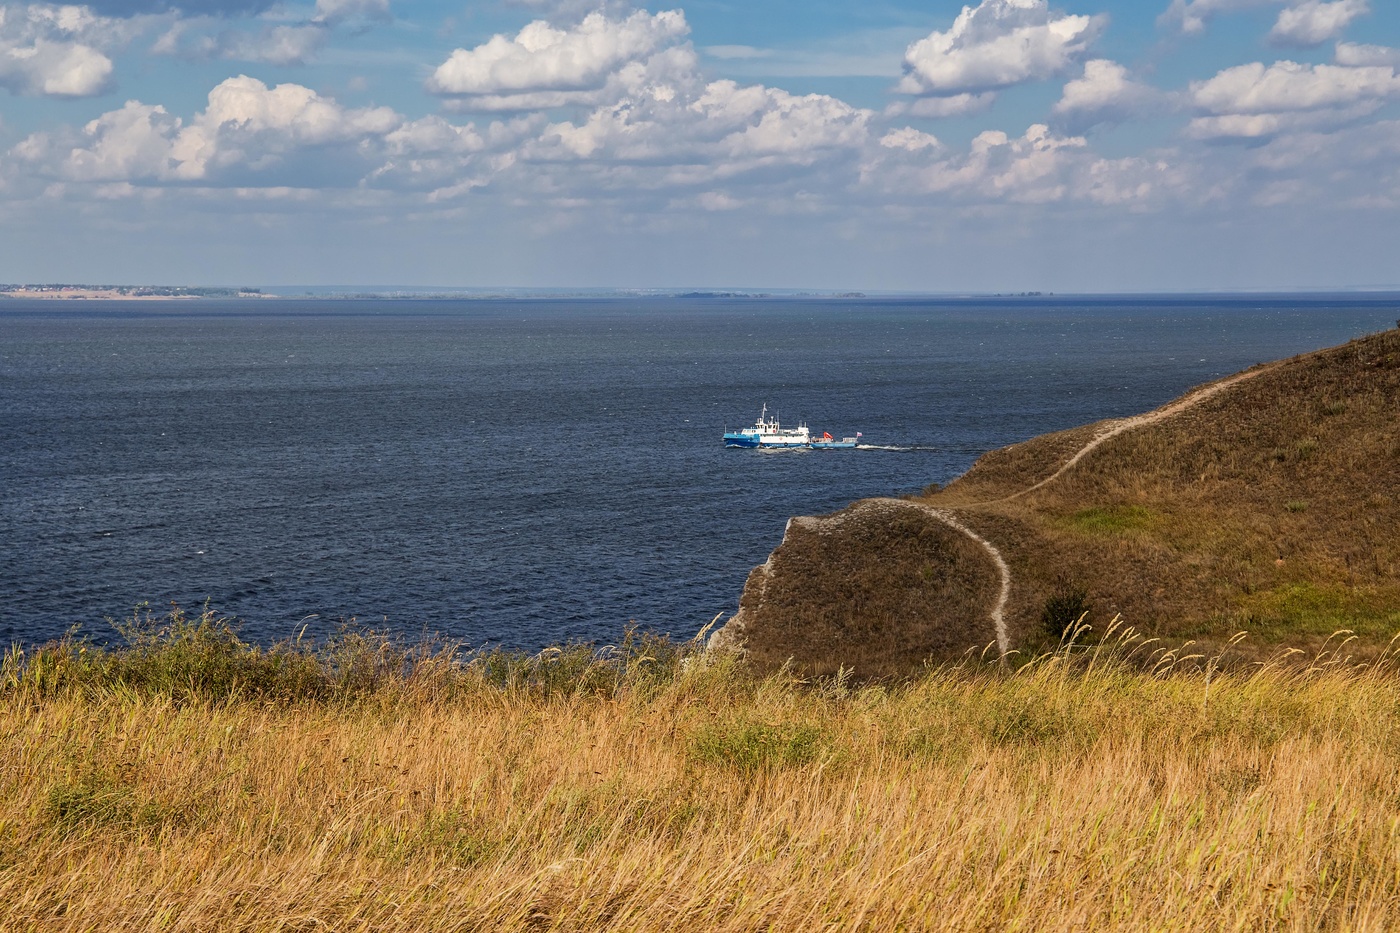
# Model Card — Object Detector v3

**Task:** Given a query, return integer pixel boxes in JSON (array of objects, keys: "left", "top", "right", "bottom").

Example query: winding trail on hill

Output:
[
  {"left": 715, "top": 364, "right": 1278, "bottom": 660},
  {"left": 997, "top": 365, "right": 1274, "bottom": 503},
  {"left": 889, "top": 501, "right": 1011, "bottom": 655},
  {"left": 868, "top": 365, "right": 1277, "bottom": 658}
]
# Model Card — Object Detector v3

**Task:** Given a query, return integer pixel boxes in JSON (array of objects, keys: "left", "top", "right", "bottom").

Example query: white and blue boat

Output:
[{"left": 723, "top": 404, "right": 860, "bottom": 449}]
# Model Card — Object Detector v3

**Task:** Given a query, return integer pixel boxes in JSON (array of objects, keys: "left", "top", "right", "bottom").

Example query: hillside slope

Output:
[{"left": 716, "top": 327, "right": 1400, "bottom": 677}]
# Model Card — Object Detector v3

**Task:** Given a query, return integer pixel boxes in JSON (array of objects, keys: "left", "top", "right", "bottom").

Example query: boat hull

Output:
[{"left": 724, "top": 433, "right": 811, "bottom": 448}]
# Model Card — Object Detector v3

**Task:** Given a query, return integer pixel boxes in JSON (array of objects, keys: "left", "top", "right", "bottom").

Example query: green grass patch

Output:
[
  {"left": 45, "top": 779, "right": 172, "bottom": 837},
  {"left": 1058, "top": 505, "right": 1158, "bottom": 536},
  {"left": 377, "top": 808, "right": 502, "bottom": 866},
  {"left": 1235, "top": 582, "right": 1400, "bottom": 641},
  {"left": 689, "top": 720, "right": 826, "bottom": 774}
]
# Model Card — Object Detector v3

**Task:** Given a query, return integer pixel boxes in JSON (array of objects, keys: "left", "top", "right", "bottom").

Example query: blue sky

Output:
[{"left": 1, "top": 0, "right": 1398, "bottom": 290}]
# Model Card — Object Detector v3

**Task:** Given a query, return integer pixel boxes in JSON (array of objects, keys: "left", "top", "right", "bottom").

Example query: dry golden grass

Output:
[{"left": 4, "top": 614, "right": 1400, "bottom": 931}]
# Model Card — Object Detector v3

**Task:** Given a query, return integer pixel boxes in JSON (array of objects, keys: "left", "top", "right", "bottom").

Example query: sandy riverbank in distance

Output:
[
  {"left": 3, "top": 289, "right": 191, "bottom": 300},
  {"left": 1, "top": 287, "right": 265, "bottom": 300}
]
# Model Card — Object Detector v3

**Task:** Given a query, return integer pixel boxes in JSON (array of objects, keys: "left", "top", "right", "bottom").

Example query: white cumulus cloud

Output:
[
  {"left": 0, "top": 35, "right": 111, "bottom": 94},
  {"left": 196, "top": 74, "right": 398, "bottom": 144},
  {"left": 65, "top": 100, "right": 181, "bottom": 180},
  {"left": 897, "top": 0, "right": 1104, "bottom": 101},
  {"left": 427, "top": 9, "right": 688, "bottom": 108},
  {"left": 383, "top": 115, "right": 485, "bottom": 155},
  {"left": 235, "top": 24, "right": 327, "bottom": 65},
  {"left": 16, "top": 75, "right": 405, "bottom": 182},
  {"left": 1192, "top": 60, "right": 1400, "bottom": 114},
  {"left": 528, "top": 78, "right": 871, "bottom": 172},
  {"left": 6, "top": 72, "right": 544, "bottom": 204},
  {"left": 413, "top": 7, "right": 878, "bottom": 198},
  {"left": 867, "top": 123, "right": 1086, "bottom": 203},
  {"left": 879, "top": 127, "right": 941, "bottom": 152},
  {"left": 711, "top": 82, "right": 870, "bottom": 159},
  {"left": 313, "top": 0, "right": 389, "bottom": 25},
  {"left": 0, "top": 4, "right": 116, "bottom": 97},
  {"left": 1267, "top": 0, "right": 1369, "bottom": 47},
  {"left": 440, "top": 43, "right": 699, "bottom": 114},
  {"left": 1334, "top": 42, "right": 1400, "bottom": 67},
  {"left": 1187, "top": 59, "right": 1400, "bottom": 139},
  {"left": 12, "top": 0, "right": 1400, "bottom": 233},
  {"left": 185, "top": 24, "right": 329, "bottom": 66},
  {"left": 865, "top": 122, "right": 1193, "bottom": 209},
  {"left": 1158, "top": 0, "right": 1281, "bottom": 37},
  {"left": 885, "top": 93, "right": 996, "bottom": 119},
  {"left": 1052, "top": 60, "right": 1166, "bottom": 131},
  {"left": 1184, "top": 105, "right": 1381, "bottom": 139}
]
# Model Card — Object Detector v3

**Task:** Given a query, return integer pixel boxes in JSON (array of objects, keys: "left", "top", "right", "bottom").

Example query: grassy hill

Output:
[{"left": 722, "top": 327, "right": 1400, "bottom": 677}]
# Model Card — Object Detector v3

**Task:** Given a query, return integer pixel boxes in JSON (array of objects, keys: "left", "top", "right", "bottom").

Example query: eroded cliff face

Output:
[{"left": 709, "top": 499, "right": 1004, "bottom": 678}]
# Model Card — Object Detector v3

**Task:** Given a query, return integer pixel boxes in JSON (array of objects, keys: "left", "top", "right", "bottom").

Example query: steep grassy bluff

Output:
[{"left": 717, "top": 327, "right": 1400, "bottom": 677}]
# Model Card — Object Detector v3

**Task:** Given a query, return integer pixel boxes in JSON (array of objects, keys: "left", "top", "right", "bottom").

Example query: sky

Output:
[{"left": 1, "top": 0, "right": 1398, "bottom": 291}]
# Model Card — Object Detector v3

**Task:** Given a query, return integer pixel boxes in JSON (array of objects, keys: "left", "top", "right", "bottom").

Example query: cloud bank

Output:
[{"left": 1, "top": 0, "right": 1399, "bottom": 289}]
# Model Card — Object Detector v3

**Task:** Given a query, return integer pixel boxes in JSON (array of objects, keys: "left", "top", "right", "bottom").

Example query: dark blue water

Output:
[{"left": 2, "top": 296, "right": 1396, "bottom": 648}]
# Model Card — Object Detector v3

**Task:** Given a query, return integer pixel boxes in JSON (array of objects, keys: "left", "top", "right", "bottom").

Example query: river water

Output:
[{"left": 2, "top": 295, "right": 1394, "bottom": 647}]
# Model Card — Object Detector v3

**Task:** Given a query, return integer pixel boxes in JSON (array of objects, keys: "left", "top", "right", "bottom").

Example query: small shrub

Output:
[
  {"left": 4, "top": 606, "right": 702, "bottom": 705},
  {"left": 1284, "top": 500, "right": 1308, "bottom": 513},
  {"left": 1042, "top": 588, "right": 1091, "bottom": 640},
  {"left": 103, "top": 605, "right": 331, "bottom": 703}
]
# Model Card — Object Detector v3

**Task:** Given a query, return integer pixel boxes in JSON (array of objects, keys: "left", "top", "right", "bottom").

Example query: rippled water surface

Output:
[{"left": 2, "top": 296, "right": 1395, "bottom": 647}]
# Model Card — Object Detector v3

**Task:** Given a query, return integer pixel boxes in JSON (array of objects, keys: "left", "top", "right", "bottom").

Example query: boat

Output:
[
  {"left": 723, "top": 405, "right": 860, "bottom": 449},
  {"left": 810, "top": 431, "right": 859, "bottom": 450}
]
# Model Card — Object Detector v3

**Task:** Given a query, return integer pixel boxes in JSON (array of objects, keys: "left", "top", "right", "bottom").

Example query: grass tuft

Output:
[{"left": 688, "top": 720, "right": 827, "bottom": 774}]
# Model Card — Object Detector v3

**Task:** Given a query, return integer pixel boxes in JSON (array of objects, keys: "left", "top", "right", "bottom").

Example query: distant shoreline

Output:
[
  {"left": 4, "top": 286, "right": 1400, "bottom": 303},
  {"left": 0, "top": 287, "right": 266, "bottom": 301}
]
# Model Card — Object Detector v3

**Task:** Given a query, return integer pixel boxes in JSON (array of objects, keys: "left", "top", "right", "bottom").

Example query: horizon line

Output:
[{"left": 5, "top": 283, "right": 1400, "bottom": 299}]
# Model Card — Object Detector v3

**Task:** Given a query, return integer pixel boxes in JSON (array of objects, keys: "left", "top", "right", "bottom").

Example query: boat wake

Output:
[{"left": 855, "top": 444, "right": 936, "bottom": 452}]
